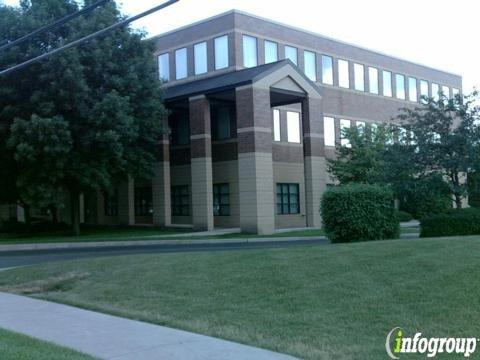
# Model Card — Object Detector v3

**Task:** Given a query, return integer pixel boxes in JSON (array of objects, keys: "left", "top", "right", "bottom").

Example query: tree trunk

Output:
[
  {"left": 70, "top": 192, "right": 80, "bottom": 236},
  {"left": 49, "top": 205, "right": 58, "bottom": 223},
  {"left": 23, "top": 204, "right": 31, "bottom": 225},
  {"left": 455, "top": 194, "right": 463, "bottom": 210}
]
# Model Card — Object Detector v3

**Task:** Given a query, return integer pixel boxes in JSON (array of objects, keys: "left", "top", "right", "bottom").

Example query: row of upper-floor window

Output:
[
  {"left": 158, "top": 35, "right": 230, "bottom": 82},
  {"left": 324, "top": 116, "right": 415, "bottom": 148},
  {"left": 157, "top": 33, "right": 460, "bottom": 102},
  {"left": 241, "top": 35, "right": 460, "bottom": 102}
]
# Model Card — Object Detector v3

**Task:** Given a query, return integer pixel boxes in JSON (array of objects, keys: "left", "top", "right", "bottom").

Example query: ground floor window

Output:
[
  {"left": 276, "top": 183, "right": 300, "bottom": 214},
  {"left": 104, "top": 189, "right": 118, "bottom": 216},
  {"left": 171, "top": 185, "right": 189, "bottom": 216},
  {"left": 213, "top": 183, "right": 230, "bottom": 216},
  {"left": 135, "top": 187, "right": 152, "bottom": 216}
]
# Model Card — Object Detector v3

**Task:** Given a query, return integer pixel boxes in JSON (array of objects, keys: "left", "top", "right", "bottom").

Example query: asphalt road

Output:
[{"left": 0, "top": 239, "right": 331, "bottom": 270}]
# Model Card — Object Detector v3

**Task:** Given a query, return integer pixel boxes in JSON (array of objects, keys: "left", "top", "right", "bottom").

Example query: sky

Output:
[{"left": 4, "top": 0, "right": 479, "bottom": 92}]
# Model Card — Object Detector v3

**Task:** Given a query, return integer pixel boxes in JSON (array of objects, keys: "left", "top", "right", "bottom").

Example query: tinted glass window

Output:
[
  {"left": 432, "top": 83, "right": 440, "bottom": 100},
  {"left": 368, "top": 67, "right": 378, "bottom": 94},
  {"left": 276, "top": 184, "right": 300, "bottom": 214},
  {"left": 171, "top": 186, "right": 189, "bottom": 216},
  {"left": 354, "top": 63, "right": 364, "bottom": 91},
  {"left": 213, "top": 106, "right": 231, "bottom": 140},
  {"left": 338, "top": 59, "right": 349, "bottom": 88},
  {"left": 408, "top": 77, "right": 417, "bottom": 102},
  {"left": 304, "top": 51, "right": 316, "bottom": 81},
  {"left": 396, "top": 74, "right": 405, "bottom": 100},
  {"left": 442, "top": 85, "right": 450, "bottom": 99},
  {"left": 420, "top": 80, "right": 429, "bottom": 101},
  {"left": 321, "top": 55, "right": 333, "bottom": 85},
  {"left": 340, "top": 119, "right": 351, "bottom": 147},
  {"left": 285, "top": 46, "right": 298, "bottom": 65},
  {"left": 213, "top": 184, "right": 230, "bottom": 216},
  {"left": 383, "top": 71, "right": 392, "bottom": 97},
  {"left": 287, "top": 111, "right": 301, "bottom": 143},
  {"left": 324, "top": 117, "right": 335, "bottom": 147},
  {"left": 242, "top": 35, "right": 257, "bottom": 68},
  {"left": 214, "top": 35, "right": 229, "bottom": 70},
  {"left": 158, "top": 53, "right": 169, "bottom": 82},
  {"left": 194, "top": 42, "right": 207, "bottom": 75},
  {"left": 273, "top": 109, "right": 281, "bottom": 141},
  {"left": 175, "top": 48, "right": 187, "bottom": 80},
  {"left": 264, "top": 40, "right": 278, "bottom": 64}
]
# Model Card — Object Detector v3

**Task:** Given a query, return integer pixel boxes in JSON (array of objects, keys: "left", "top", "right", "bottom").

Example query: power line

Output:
[
  {"left": 0, "top": 0, "right": 110, "bottom": 52},
  {"left": 0, "top": 0, "right": 179, "bottom": 77}
]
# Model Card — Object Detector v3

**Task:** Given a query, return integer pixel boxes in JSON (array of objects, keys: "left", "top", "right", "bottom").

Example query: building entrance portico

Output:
[{"left": 84, "top": 60, "right": 326, "bottom": 235}]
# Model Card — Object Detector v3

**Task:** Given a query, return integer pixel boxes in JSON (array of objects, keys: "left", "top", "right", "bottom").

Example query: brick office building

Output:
[{"left": 2, "top": 10, "right": 463, "bottom": 234}]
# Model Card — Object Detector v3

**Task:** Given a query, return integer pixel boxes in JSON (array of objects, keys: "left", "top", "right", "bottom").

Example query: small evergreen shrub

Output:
[
  {"left": 396, "top": 210, "right": 414, "bottom": 222},
  {"left": 321, "top": 184, "right": 400, "bottom": 243},
  {"left": 420, "top": 208, "right": 480, "bottom": 237}
]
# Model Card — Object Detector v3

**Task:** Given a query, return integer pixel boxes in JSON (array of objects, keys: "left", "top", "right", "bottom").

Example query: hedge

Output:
[
  {"left": 321, "top": 184, "right": 399, "bottom": 243},
  {"left": 420, "top": 208, "right": 480, "bottom": 238}
]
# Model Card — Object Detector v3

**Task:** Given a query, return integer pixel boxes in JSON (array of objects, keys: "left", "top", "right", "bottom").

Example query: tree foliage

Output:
[
  {"left": 0, "top": 0, "right": 167, "bottom": 233},
  {"left": 328, "top": 91, "right": 480, "bottom": 217},
  {"left": 398, "top": 92, "right": 480, "bottom": 208}
]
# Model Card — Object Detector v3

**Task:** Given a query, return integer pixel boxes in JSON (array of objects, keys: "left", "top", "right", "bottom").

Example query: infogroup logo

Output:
[{"left": 386, "top": 327, "right": 478, "bottom": 359}]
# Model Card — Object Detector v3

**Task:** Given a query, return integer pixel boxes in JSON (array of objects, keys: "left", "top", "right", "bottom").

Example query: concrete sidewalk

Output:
[
  {"left": 0, "top": 235, "right": 328, "bottom": 252},
  {"left": 0, "top": 292, "right": 295, "bottom": 360}
]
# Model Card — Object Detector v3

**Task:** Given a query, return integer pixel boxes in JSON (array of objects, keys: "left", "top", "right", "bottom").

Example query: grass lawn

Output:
[
  {"left": 0, "top": 236, "right": 478, "bottom": 359},
  {"left": 0, "top": 328, "right": 93, "bottom": 360},
  {"left": 0, "top": 225, "right": 192, "bottom": 244}
]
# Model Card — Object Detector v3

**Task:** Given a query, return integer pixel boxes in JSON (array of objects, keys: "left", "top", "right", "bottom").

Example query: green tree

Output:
[
  {"left": 398, "top": 92, "right": 480, "bottom": 209},
  {"left": 1, "top": 0, "right": 167, "bottom": 234},
  {"left": 328, "top": 124, "right": 396, "bottom": 184}
]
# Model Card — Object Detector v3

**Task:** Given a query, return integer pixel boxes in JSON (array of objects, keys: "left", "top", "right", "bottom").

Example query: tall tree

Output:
[
  {"left": 1, "top": 0, "right": 167, "bottom": 234},
  {"left": 398, "top": 92, "right": 480, "bottom": 208},
  {"left": 328, "top": 124, "right": 393, "bottom": 184}
]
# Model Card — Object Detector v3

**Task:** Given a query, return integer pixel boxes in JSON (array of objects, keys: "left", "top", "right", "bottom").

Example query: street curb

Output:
[{"left": 0, "top": 236, "right": 329, "bottom": 252}]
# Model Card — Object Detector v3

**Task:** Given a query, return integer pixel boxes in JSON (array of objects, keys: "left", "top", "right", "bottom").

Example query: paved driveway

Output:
[{"left": 0, "top": 239, "right": 329, "bottom": 269}]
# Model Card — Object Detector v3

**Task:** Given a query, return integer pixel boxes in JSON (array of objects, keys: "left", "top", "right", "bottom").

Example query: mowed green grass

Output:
[
  {"left": 0, "top": 225, "right": 192, "bottom": 244},
  {"left": 1, "top": 237, "right": 478, "bottom": 359},
  {"left": 0, "top": 328, "right": 94, "bottom": 360}
]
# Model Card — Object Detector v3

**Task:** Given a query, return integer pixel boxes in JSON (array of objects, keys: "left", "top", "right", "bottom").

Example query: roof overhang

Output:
[{"left": 163, "top": 60, "right": 321, "bottom": 104}]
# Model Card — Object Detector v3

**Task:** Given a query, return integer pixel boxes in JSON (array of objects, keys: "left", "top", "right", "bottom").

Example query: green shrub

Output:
[
  {"left": 400, "top": 176, "right": 451, "bottom": 219},
  {"left": 321, "top": 184, "right": 400, "bottom": 243},
  {"left": 0, "top": 219, "right": 69, "bottom": 234},
  {"left": 395, "top": 210, "right": 413, "bottom": 222},
  {"left": 420, "top": 208, "right": 480, "bottom": 238}
]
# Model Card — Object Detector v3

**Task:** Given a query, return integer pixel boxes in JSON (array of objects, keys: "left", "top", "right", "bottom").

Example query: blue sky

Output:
[{"left": 4, "top": 0, "right": 479, "bottom": 92}]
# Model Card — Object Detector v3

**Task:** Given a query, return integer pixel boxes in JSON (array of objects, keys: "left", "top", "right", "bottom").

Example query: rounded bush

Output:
[
  {"left": 420, "top": 208, "right": 480, "bottom": 238},
  {"left": 321, "top": 184, "right": 399, "bottom": 243}
]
